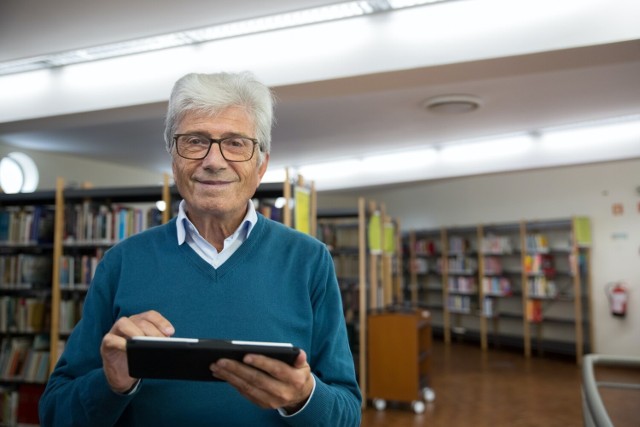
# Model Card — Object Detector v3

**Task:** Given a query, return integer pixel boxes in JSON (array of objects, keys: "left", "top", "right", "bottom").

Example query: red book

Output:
[{"left": 17, "top": 383, "right": 45, "bottom": 424}]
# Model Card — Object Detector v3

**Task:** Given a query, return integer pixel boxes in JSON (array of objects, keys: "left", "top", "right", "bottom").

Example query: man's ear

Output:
[{"left": 256, "top": 153, "right": 270, "bottom": 186}]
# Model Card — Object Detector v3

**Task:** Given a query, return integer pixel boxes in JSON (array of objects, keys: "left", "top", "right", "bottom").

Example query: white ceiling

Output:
[{"left": 1, "top": 0, "right": 639, "bottom": 191}]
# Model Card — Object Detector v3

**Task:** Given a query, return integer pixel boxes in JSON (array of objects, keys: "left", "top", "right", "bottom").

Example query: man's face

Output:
[{"left": 171, "top": 107, "right": 269, "bottom": 221}]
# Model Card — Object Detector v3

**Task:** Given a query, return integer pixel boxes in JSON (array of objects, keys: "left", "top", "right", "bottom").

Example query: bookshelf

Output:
[
  {"left": 0, "top": 176, "right": 288, "bottom": 424},
  {"left": 316, "top": 205, "right": 364, "bottom": 398},
  {"left": 316, "top": 198, "right": 403, "bottom": 408},
  {"left": 51, "top": 178, "right": 286, "bottom": 368},
  {"left": 522, "top": 218, "right": 592, "bottom": 363},
  {"left": 479, "top": 222, "right": 524, "bottom": 351},
  {"left": 403, "top": 217, "right": 592, "bottom": 363},
  {"left": 0, "top": 190, "right": 57, "bottom": 425},
  {"left": 405, "top": 229, "right": 446, "bottom": 337},
  {"left": 50, "top": 178, "right": 178, "bottom": 372},
  {"left": 316, "top": 208, "right": 361, "bottom": 369},
  {"left": 443, "top": 226, "right": 482, "bottom": 347},
  {"left": 282, "top": 169, "right": 317, "bottom": 236}
]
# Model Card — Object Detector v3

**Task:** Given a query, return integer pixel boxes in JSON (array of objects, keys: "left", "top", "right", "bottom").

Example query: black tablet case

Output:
[{"left": 126, "top": 338, "right": 301, "bottom": 382}]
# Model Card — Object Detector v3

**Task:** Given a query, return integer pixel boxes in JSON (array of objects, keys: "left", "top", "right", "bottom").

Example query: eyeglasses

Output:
[{"left": 173, "top": 134, "right": 259, "bottom": 162}]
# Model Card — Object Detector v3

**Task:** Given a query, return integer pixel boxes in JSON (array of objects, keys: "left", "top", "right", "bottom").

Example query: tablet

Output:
[{"left": 126, "top": 336, "right": 301, "bottom": 382}]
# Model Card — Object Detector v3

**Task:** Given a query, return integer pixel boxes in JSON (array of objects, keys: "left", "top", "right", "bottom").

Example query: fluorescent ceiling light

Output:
[
  {"left": 299, "top": 159, "right": 365, "bottom": 180},
  {"left": 264, "top": 113, "right": 640, "bottom": 191},
  {"left": 539, "top": 115, "right": 640, "bottom": 151},
  {"left": 362, "top": 148, "right": 437, "bottom": 169},
  {"left": 387, "top": 0, "right": 449, "bottom": 8},
  {"left": 0, "top": 0, "right": 452, "bottom": 76},
  {"left": 441, "top": 135, "right": 533, "bottom": 162}
]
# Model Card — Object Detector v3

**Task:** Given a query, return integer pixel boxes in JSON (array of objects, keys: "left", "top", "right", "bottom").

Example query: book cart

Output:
[
  {"left": 363, "top": 200, "right": 436, "bottom": 414},
  {"left": 367, "top": 307, "right": 435, "bottom": 414}
]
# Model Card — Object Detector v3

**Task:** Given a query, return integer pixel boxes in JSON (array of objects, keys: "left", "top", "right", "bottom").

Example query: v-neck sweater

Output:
[{"left": 39, "top": 215, "right": 361, "bottom": 426}]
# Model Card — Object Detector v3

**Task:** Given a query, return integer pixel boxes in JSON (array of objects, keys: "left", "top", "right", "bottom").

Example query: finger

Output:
[
  {"left": 109, "top": 316, "right": 146, "bottom": 339},
  {"left": 211, "top": 359, "right": 284, "bottom": 409},
  {"left": 130, "top": 318, "right": 171, "bottom": 337},
  {"left": 242, "top": 354, "right": 294, "bottom": 382},
  {"left": 293, "top": 349, "right": 308, "bottom": 368},
  {"left": 101, "top": 331, "right": 128, "bottom": 352},
  {"left": 242, "top": 351, "right": 314, "bottom": 411},
  {"left": 243, "top": 350, "right": 309, "bottom": 382},
  {"left": 210, "top": 358, "right": 257, "bottom": 383},
  {"left": 130, "top": 310, "right": 175, "bottom": 336}
]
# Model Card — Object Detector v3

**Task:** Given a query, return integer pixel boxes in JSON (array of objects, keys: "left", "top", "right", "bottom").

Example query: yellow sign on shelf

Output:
[
  {"left": 573, "top": 217, "right": 592, "bottom": 247},
  {"left": 294, "top": 185, "right": 310, "bottom": 234}
]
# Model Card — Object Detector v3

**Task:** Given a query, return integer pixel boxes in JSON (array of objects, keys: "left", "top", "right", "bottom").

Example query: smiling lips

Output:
[{"left": 194, "top": 177, "right": 236, "bottom": 188}]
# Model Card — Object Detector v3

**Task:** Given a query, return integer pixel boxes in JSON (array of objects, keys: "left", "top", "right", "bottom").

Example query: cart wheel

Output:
[
  {"left": 372, "top": 399, "right": 386, "bottom": 411},
  {"left": 411, "top": 400, "right": 425, "bottom": 414},
  {"left": 422, "top": 387, "right": 436, "bottom": 402}
]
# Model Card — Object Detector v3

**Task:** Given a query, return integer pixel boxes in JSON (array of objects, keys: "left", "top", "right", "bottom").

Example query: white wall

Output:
[
  {"left": 0, "top": 145, "right": 163, "bottom": 190},
  {"left": 320, "top": 159, "right": 640, "bottom": 357}
]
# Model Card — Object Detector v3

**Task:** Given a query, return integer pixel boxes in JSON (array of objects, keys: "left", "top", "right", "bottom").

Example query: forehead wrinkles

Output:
[{"left": 179, "top": 107, "right": 256, "bottom": 134}]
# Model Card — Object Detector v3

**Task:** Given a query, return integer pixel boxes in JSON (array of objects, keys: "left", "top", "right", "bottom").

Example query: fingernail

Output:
[{"left": 163, "top": 326, "right": 175, "bottom": 335}]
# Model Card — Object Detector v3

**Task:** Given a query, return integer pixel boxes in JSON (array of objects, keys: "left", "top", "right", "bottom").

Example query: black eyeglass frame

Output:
[{"left": 173, "top": 133, "right": 260, "bottom": 162}]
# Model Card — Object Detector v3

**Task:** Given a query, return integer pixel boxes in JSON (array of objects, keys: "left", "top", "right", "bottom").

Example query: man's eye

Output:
[
  {"left": 186, "top": 136, "right": 208, "bottom": 146},
  {"left": 226, "top": 138, "right": 246, "bottom": 148}
]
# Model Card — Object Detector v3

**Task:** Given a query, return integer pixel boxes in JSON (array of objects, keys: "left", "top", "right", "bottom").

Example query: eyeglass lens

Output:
[{"left": 176, "top": 134, "right": 255, "bottom": 161}]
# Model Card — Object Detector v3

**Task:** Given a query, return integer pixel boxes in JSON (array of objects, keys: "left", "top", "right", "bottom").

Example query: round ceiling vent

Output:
[{"left": 423, "top": 94, "right": 483, "bottom": 115}]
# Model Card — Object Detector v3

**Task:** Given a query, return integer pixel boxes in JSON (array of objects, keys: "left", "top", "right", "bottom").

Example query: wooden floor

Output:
[{"left": 361, "top": 340, "right": 639, "bottom": 427}]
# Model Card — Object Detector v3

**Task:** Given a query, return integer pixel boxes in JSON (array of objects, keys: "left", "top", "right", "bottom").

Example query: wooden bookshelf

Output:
[
  {"left": 0, "top": 175, "right": 290, "bottom": 423},
  {"left": 403, "top": 217, "right": 592, "bottom": 364},
  {"left": 316, "top": 198, "right": 403, "bottom": 408}
]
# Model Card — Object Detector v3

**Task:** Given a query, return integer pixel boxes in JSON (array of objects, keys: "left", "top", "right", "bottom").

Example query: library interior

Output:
[{"left": 1, "top": 1, "right": 639, "bottom": 426}]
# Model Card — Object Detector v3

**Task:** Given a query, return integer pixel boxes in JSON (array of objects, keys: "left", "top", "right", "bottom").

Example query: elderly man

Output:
[{"left": 39, "top": 71, "right": 361, "bottom": 426}]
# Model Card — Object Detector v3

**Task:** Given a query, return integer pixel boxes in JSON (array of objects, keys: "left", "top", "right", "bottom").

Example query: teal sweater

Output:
[{"left": 39, "top": 215, "right": 361, "bottom": 426}]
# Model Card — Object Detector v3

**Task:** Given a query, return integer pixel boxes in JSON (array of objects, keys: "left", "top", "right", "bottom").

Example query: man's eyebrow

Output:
[{"left": 181, "top": 131, "right": 251, "bottom": 139}]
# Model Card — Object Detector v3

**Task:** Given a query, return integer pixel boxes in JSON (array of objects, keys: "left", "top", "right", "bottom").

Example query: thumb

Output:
[{"left": 294, "top": 349, "right": 309, "bottom": 368}]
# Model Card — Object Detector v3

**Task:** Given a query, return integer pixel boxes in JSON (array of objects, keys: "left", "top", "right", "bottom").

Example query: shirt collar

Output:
[{"left": 176, "top": 199, "right": 258, "bottom": 245}]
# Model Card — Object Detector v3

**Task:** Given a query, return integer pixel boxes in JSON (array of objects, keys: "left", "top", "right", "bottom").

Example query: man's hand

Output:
[
  {"left": 100, "top": 310, "right": 174, "bottom": 393},
  {"left": 210, "top": 350, "right": 314, "bottom": 413}
]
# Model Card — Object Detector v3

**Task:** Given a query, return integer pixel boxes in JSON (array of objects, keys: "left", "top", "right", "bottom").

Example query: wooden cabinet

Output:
[{"left": 367, "top": 308, "right": 434, "bottom": 414}]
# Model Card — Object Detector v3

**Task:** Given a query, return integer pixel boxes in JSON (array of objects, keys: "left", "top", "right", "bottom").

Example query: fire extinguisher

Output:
[{"left": 605, "top": 282, "right": 629, "bottom": 318}]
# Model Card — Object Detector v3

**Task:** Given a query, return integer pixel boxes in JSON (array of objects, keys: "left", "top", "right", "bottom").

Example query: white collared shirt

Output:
[{"left": 175, "top": 199, "right": 257, "bottom": 268}]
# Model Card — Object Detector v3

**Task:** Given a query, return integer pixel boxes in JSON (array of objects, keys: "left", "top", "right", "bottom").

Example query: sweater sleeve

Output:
[
  {"left": 281, "top": 246, "right": 362, "bottom": 427},
  {"left": 39, "top": 251, "right": 136, "bottom": 426}
]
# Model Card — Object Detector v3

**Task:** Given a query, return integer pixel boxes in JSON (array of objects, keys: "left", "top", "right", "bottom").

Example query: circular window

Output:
[{"left": 0, "top": 152, "right": 39, "bottom": 194}]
